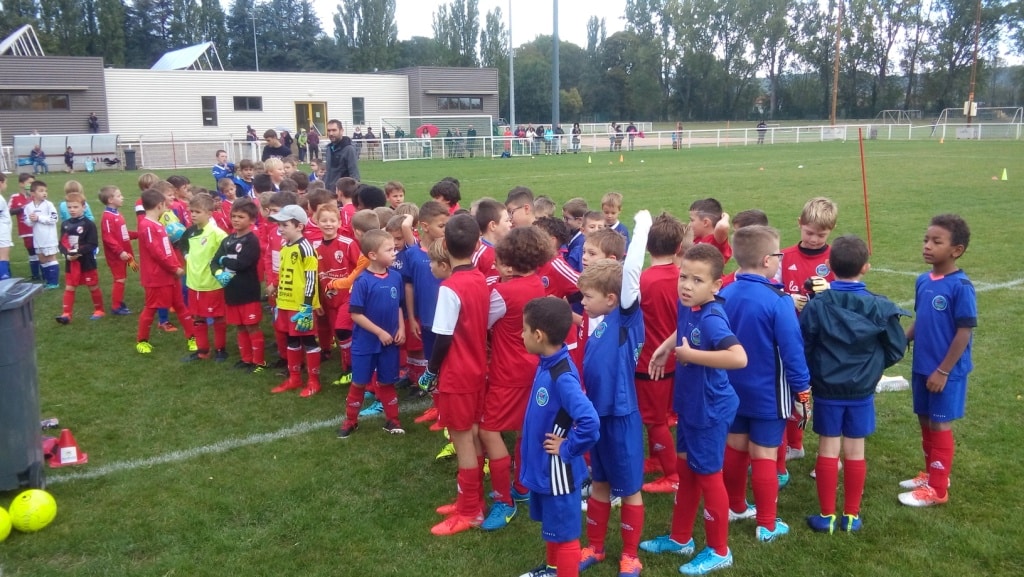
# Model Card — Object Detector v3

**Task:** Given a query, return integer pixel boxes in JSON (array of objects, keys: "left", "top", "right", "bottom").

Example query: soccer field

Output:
[{"left": 2, "top": 139, "right": 1023, "bottom": 576}]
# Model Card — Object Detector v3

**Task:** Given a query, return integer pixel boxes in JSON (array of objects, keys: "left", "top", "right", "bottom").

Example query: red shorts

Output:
[
  {"left": 144, "top": 285, "right": 177, "bottom": 309},
  {"left": 480, "top": 384, "right": 530, "bottom": 432},
  {"left": 274, "top": 307, "right": 316, "bottom": 337},
  {"left": 636, "top": 374, "right": 674, "bottom": 426},
  {"left": 106, "top": 258, "right": 127, "bottom": 281},
  {"left": 226, "top": 302, "right": 262, "bottom": 326},
  {"left": 65, "top": 265, "right": 98, "bottom": 287},
  {"left": 437, "top": 389, "right": 485, "bottom": 432},
  {"left": 188, "top": 289, "right": 226, "bottom": 318},
  {"left": 404, "top": 316, "right": 423, "bottom": 352},
  {"left": 333, "top": 302, "right": 353, "bottom": 331}
]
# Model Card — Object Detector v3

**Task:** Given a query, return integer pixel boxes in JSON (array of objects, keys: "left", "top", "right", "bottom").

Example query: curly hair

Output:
[{"left": 495, "top": 226, "right": 554, "bottom": 274}]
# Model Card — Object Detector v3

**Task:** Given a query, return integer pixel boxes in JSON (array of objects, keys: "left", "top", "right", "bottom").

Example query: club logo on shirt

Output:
[
  {"left": 594, "top": 321, "right": 607, "bottom": 339},
  {"left": 76, "top": 226, "right": 83, "bottom": 234},
  {"left": 815, "top": 263, "right": 830, "bottom": 276},
  {"left": 535, "top": 387, "right": 549, "bottom": 407},
  {"left": 390, "top": 286, "right": 398, "bottom": 299},
  {"left": 235, "top": 243, "right": 243, "bottom": 252},
  {"left": 334, "top": 250, "right": 344, "bottom": 262},
  {"left": 290, "top": 252, "right": 299, "bottom": 265},
  {"left": 689, "top": 327, "right": 702, "bottom": 347},
  {"left": 932, "top": 295, "right": 948, "bottom": 311},
  {"left": 540, "top": 276, "right": 550, "bottom": 288}
]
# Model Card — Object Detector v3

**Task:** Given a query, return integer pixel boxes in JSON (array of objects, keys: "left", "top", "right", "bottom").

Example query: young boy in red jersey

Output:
[
  {"left": 213, "top": 178, "right": 237, "bottom": 231},
  {"left": 637, "top": 214, "right": 689, "bottom": 495},
  {"left": 718, "top": 226, "right": 810, "bottom": 541},
  {"left": 211, "top": 198, "right": 266, "bottom": 372},
  {"left": 302, "top": 188, "right": 333, "bottom": 250},
  {"left": 135, "top": 189, "right": 194, "bottom": 354},
  {"left": 473, "top": 198, "right": 510, "bottom": 286},
  {"left": 774, "top": 197, "right": 838, "bottom": 473},
  {"left": 576, "top": 211, "right": 650, "bottom": 577},
  {"left": 338, "top": 229, "right": 406, "bottom": 437},
  {"left": 478, "top": 226, "right": 554, "bottom": 531},
  {"left": 315, "top": 203, "right": 363, "bottom": 384},
  {"left": 505, "top": 186, "right": 537, "bottom": 229},
  {"left": 335, "top": 177, "right": 359, "bottom": 238},
  {"left": 7, "top": 174, "right": 39, "bottom": 280},
  {"left": 99, "top": 186, "right": 138, "bottom": 315},
  {"left": 54, "top": 192, "right": 105, "bottom": 323},
  {"left": 801, "top": 235, "right": 907, "bottom": 532},
  {"left": 418, "top": 214, "right": 490, "bottom": 536},
  {"left": 429, "top": 178, "right": 462, "bottom": 215},
  {"left": 898, "top": 214, "right": 975, "bottom": 508},
  {"left": 517, "top": 297, "right": 600, "bottom": 577},
  {"left": 385, "top": 181, "right": 405, "bottom": 209},
  {"left": 182, "top": 194, "right": 230, "bottom": 361},
  {"left": 643, "top": 244, "right": 747, "bottom": 576},
  {"left": 688, "top": 198, "right": 731, "bottom": 263}
]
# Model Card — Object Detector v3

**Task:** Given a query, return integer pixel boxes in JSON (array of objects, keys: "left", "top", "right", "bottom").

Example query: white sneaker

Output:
[
  {"left": 728, "top": 502, "right": 757, "bottom": 522},
  {"left": 898, "top": 471, "right": 951, "bottom": 490},
  {"left": 785, "top": 446, "right": 805, "bottom": 461}
]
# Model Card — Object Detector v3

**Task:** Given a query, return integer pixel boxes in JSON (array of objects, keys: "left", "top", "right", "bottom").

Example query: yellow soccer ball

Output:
[
  {"left": 8, "top": 489, "right": 57, "bottom": 533},
  {"left": 0, "top": 507, "right": 11, "bottom": 542}
]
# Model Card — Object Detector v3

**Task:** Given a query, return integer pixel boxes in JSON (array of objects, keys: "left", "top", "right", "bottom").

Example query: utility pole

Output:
[
  {"left": 508, "top": 0, "right": 515, "bottom": 130},
  {"left": 552, "top": 0, "right": 560, "bottom": 130}
]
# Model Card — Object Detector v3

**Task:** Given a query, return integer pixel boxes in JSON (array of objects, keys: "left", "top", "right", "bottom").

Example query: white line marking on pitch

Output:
[{"left": 893, "top": 276, "right": 1024, "bottom": 309}]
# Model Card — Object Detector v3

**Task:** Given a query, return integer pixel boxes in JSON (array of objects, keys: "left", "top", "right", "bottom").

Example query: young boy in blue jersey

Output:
[
  {"left": 801, "top": 235, "right": 907, "bottom": 532},
  {"left": 562, "top": 198, "right": 588, "bottom": 272},
  {"left": 898, "top": 214, "right": 975, "bottom": 508},
  {"left": 601, "top": 192, "right": 630, "bottom": 246},
  {"left": 642, "top": 244, "right": 747, "bottom": 576},
  {"left": 339, "top": 229, "right": 407, "bottom": 437},
  {"left": 576, "top": 209, "right": 651, "bottom": 577},
  {"left": 717, "top": 225, "right": 810, "bottom": 542},
  {"left": 517, "top": 297, "right": 600, "bottom": 577}
]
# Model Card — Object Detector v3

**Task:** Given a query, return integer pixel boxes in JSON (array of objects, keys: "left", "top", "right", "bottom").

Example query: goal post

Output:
[{"left": 378, "top": 115, "right": 495, "bottom": 162}]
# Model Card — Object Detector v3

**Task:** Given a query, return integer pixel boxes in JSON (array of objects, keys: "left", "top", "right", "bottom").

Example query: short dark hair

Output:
[
  {"left": 505, "top": 186, "right": 534, "bottom": 207},
  {"left": 189, "top": 192, "right": 217, "bottom": 212},
  {"left": 533, "top": 216, "right": 572, "bottom": 248},
  {"left": 290, "top": 171, "right": 309, "bottom": 190},
  {"left": 306, "top": 188, "right": 331, "bottom": 213},
  {"left": 444, "top": 213, "right": 480, "bottom": 259},
  {"left": 336, "top": 177, "right": 359, "bottom": 199},
  {"left": 586, "top": 228, "right": 626, "bottom": 260},
  {"left": 231, "top": 198, "right": 259, "bottom": 220},
  {"left": 495, "top": 226, "right": 554, "bottom": 274},
  {"left": 252, "top": 173, "right": 274, "bottom": 194},
  {"left": 419, "top": 200, "right": 449, "bottom": 224},
  {"left": 683, "top": 243, "right": 725, "bottom": 279},
  {"left": 430, "top": 179, "right": 461, "bottom": 205},
  {"left": 267, "top": 191, "right": 299, "bottom": 209},
  {"left": 355, "top": 184, "right": 387, "bottom": 210},
  {"left": 238, "top": 158, "right": 255, "bottom": 170},
  {"left": 278, "top": 178, "right": 298, "bottom": 193},
  {"left": 732, "top": 209, "right": 769, "bottom": 229},
  {"left": 829, "top": 234, "right": 870, "bottom": 279},
  {"left": 524, "top": 297, "right": 574, "bottom": 346},
  {"left": 647, "top": 213, "right": 687, "bottom": 257},
  {"left": 18, "top": 173, "right": 34, "bottom": 184},
  {"left": 263, "top": 128, "right": 278, "bottom": 139},
  {"left": 475, "top": 199, "right": 506, "bottom": 232},
  {"left": 167, "top": 175, "right": 190, "bottom": 189},
  {"left": 140, "top": 188, "right": 166, "bottom": 210},
  {"left": 930, "top": 213, "right": 971, "bottom": 251},
  {"left": 30, "top": 180, "right": 46, "bottom": 192},
  {"left": 689, "top": 198, "right": 724, "bottom": 223}
]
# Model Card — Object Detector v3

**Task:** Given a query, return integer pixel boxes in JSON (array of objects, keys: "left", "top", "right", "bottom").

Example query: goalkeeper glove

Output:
[
  {"left": 418, "top": 368, "right": 438, "bottom": 392},
  {"left": 804, "top": 276, "right": 831, "bottom": 296},
  {"left": 793, "top": 390, "right": 811, "bottom": 430},
  {"left": 214, "top": 268, "right": 236, "bottom": 287},
  {"left": 290, "top": 303, "right": 314, "bottom": 332},
  {"left": 127, "top": 256, "right": 139, "bottom": 273}
]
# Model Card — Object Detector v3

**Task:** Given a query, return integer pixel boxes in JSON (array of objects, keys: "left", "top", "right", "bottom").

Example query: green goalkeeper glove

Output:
[
  {"left": 418, "top": 369, "right": 438, "bottom": 392},
  {"left": 290, "top": 303, "right": 314, "bottom": 332}
]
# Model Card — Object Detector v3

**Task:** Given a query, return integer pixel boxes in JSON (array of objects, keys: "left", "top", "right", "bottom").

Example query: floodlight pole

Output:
[
  {"left": 829, "top": 0, "right": 843, "bottom": 125},
  {"left": 252, "top": 8, "right": 259, "bottom": 72},
  {"left": 508, "top": 0, "right": 516, "bottom": 130},
  {"left": 966, "top": 0, "right": 982, "bottom": 125},
  {"left": 552, "top": 0, "right": 560, "bottom": 129}
]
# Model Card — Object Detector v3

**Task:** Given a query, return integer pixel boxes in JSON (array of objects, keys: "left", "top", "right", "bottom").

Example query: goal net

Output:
[
  {"left": 935, "top": 107, "right": 1023, "bottom": 139},
  {"left": 378, "top": 115, "right": 494, "bottom": 162}
]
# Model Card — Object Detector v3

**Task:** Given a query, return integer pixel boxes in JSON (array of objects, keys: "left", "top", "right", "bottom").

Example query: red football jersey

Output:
[
  {"left": 637, "top": 263, "right": 680, "bottom": 374},
  {"left": 303, "top": 219, "right": 323, "bottom": 250},
  {"left": 472, "top": 240, "right": 500, "bottom": 286},
  {"left": 8, "top": 193, "right": 33, "bottom": 237},
  {"left": 432, "top": 266, "right": 490, "bottom": 394},
  {"left": 695, "top": 233, "right": 732, "bottom": 263},
  {"left": 137, "top": 217, "right": 180, "bottom": 287},
  {"left": 537, "top": 255, "right": 579, "bottom": 299},
  {"left": 170, "top": 199, "right": 192, "bottom": 228},
  {"left": 212, "top": 201, "right": 231, "bottom": 232},
  {"left": 339, "top": 203, "right": 356, "bottom": 239},
  {"left": 488, "top": 275, "right": 546, "bottom": 388},
  {"left": 262, "top": 225, "right": 284, "bottom": 285},
  {"left": 778, "top": 243, "right": 834, "bottom": 296},
  {"left": 316, "top": 235, "right": 363, "bottom": 309},
  {"left": 721, "top": 270, "right": 737, "bottom": 288},
  {"left": 134, "top": 198, "right": 145, "bottom": 221},
  {"left": 100, "top": 208, "right": 136, "bottom": 262}
]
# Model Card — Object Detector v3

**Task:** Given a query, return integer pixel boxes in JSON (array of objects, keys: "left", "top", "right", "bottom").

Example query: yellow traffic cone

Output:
[
  {"left": 619, "top": 154, "right": 624, "bottom": 163},
  {"left": 1002, "top": 168, "right": 1008, "bottom": 181},
  {"left": 588, "top": 155, "right": 592, "bottom": 164},
  {"left": 939, "top": 137, "right": 944, "bottom": 144}
]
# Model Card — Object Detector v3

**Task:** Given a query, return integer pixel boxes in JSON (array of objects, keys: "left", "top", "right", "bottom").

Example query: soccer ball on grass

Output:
[{"left": 8, "top": 489, "right": 57, "bottom": 533}]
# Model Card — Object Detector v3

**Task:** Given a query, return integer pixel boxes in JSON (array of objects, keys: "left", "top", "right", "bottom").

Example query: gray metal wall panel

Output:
[{"left": 391, "top": 67, "right": 499, "bottom": 120}]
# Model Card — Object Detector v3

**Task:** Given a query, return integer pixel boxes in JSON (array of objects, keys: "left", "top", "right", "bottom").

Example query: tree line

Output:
[{"left": 2, "top": 0, "right": 1022, "bottom": 122}]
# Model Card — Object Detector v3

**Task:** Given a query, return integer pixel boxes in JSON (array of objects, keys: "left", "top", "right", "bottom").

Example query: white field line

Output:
[
  {"left": 48, "top": 394, "right": 430, "bottom": 485},
  {"left": 871, "top": 268, "right": 1024, "bottom": 308}
]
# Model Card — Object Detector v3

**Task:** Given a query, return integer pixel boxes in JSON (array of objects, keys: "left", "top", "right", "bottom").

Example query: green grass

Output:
[{"left": 2, "top": 139, "right": 1024, "bottom": 576}]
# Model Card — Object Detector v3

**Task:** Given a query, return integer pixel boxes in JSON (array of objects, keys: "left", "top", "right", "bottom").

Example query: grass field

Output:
[{"left": 2, "top": 139, "right": 1023, "bottom": 576}]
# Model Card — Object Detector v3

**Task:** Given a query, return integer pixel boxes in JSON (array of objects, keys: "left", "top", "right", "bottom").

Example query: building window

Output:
[
  {"left": 202, "top": 96, "right": 218, "bottom": 127},
  {"left": 0, "top": 93, "right": 70, "bottom": 111},
  {"left": 436, "top": 96, "right": 483, "bottom": 111},
  {"left": 233, "top": 96, "right": 262, "bottom": 111},
  {"left": 352, "top": 97, "right": 365, "bottom": 125}
]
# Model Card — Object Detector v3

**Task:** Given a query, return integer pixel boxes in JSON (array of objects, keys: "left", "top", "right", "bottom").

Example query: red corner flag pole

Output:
[{"left": 858, "top": 127, "right": 873, "bottom": 254}]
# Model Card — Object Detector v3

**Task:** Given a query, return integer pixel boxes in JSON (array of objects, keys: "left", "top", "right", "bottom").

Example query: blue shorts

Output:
[
  {"left": 530, "top": 490, "right": 582, "bottom": 543},
  {"left": 729, "top": 415, "right": 787, "bottom": 448},
  {"left": 590, "top": 412, "right": 644, "bottom": 496},
  {"left": 677, "top": 420, "right": 729, "bottom": 475},
  {"left": 352, "top": 346, "right": 400, "bottom": 385},
  {"left": 912, "top": 372, "right": 967, "bottom": 422},
  {"left": 812, "top": 397, "right": 875, "bottom": 438}
]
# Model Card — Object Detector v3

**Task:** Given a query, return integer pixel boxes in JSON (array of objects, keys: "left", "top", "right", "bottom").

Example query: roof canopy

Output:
[
  {"left": 150, "top": 42, "right": 223, "bottom": 71},
  {"left": 0, "top": 24, "right": 45, "bottom": 57}
]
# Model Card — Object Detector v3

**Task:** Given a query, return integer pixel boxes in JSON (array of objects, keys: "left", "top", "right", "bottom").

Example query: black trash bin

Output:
[
  {"left": 124, "top": 148, "right": 137, "bottom": 171},
  {"left": 0, "top": 278, "right": 46, "bottom": 490}
]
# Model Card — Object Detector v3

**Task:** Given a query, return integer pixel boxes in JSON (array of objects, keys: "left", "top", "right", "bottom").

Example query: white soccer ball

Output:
[{"left": 798, "top": 165, "right": 804, "bottom": 169}]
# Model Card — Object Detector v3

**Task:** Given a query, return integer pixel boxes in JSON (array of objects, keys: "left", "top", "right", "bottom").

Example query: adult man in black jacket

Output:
[{"left": 324, "top": 119, "right": 360, "bottom": 190}]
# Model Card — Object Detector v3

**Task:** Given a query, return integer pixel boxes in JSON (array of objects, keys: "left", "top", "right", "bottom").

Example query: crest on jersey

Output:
[
  {"left": 815, "top": 263, "right": 830, "bottom": 276},
  {"left": 390, "top": 286, "right": 398, "bottom": 299},
  {"left": 932, "top": 295, "right": 948, "bottom": 311},
  {"left": 335, "top": 250, "right": 344, "bottom": 261},
  {"left": 689, "top": 327, "right": 702, "bottom": 347},
  {"left": 594, "top": 321, "right": 607, "bottom": 339},
  {"left": 290, "top": 252, "right": 299, "bottom": 264},
  {"left": 76, "top": 226, "right": 84, "bottom": 234},
  {"left": 541, "top": 276, "right": 550, "bottom": 288},
  {"left": 235, "top": 243, "right": 242, "bottom": 252},
  {"left": 535, "top": 387, "right": 549, "bottom": 407}
]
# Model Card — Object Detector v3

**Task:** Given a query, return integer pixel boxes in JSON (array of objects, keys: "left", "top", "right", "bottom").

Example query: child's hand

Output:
[
  {"left": 67, "top": 254, "right": 79, "bottom": 261},
  {"left": 674, "top": 338, "right": 693, "bottom": 365},
  {"left": 266, "top": 283, "right": 277, "bottom": 297},
  {"left": 634, "top": 209, "right": 652, "bottom": 229},
  {"left": 377, "top": 329, "right": 394, "bottom": 346},
  {"left": 648, "top": 346, "right": 671, "bottom": 380},
  {"left": 408, "top": 316, "right": 421, "bottom": 338},
  {"left": 29, "top": 213, "right": 38, "bottom": 222},
  {"left": 926, "top": 370, "right": 948, "bottom": 393},
  {"left": 175, "top": 268, "right": 185, "bottom": 277},
  {"left": 120, "top": 252, "right": 130, "bottom": 262},
  {"left": 543, "top": 433, "right": 565, "bottom": 456},
  {"left": 394, "top": 326, "right": 405, "bottom": 345},
  {"left": 791, "top": 293, "right": 808, "bottom": 312},
  {"left": 716, "top": 212, "right": 731, "bottom": 233},
  {"left": 315, "top": 307, "right": 324, "bottom": 317},
  {"left": 402, "top": 214, "right": 414, "bottom": 228}
]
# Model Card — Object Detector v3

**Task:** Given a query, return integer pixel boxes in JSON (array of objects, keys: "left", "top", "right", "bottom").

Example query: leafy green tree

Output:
[
  {"left": 353, "top": 0, "right": 398, "bottom": 71},
  {"left": 433, "top": 0, "right": 479, "bottom": 67},
  {"left": 95, "top": 0, "right": 125, "bottom": 66},
  {"left": 38, "top": 0, "right": 85, "bottom": 55}
]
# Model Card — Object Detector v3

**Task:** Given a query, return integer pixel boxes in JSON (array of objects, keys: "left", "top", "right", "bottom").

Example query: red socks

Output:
[
  {"left": 619, "top": 503, "right": 644, "bottom": 558},
  {"left": 213, "top": 318, "right": 227, "bottom": 351},
  {"left": 787, "top": 419, "right": 804, "bottom": 451},
  {"left": 249, "top": 330, "right": 265, "bottom": 365},
  {"left": 751, "top": 458, "right": 778, "bottom": 529},
  {"left": 843, "top": 459, "right": 866, "bottom": 516},
  {"left": 670, "top": 459, "right": 699, "bottom": 544},
  {"left": 547, "top": 540, "right": 581, "bottom": 577},
  {"left": 723, "top": 445, "right": 750, "bottom": 514},
  {"left": 89, "top": 287, "right": 104, "bottom": 311},
  {"left": 697, "top": 471, "right": 729, "bottom": 556},
  {"left": 286, "top": 347, "right": 303, "bottom": 385},
  {"left": 648, "top": 423, "right": 677, "bottom": 480},
  {"left": 920, "top": 423, "right": 933, "bottom": 473},
  {"left": 345, "top": 385, "right": 364, "bottom": 422},
  {"left": 512, "top": 435, "right": 529, "bottom": 495},
  {"left": 62, "top": 290, "right": 75, "bottom": 316},
  {"left": 776, "top": 442, "right": 789, "bottom": 475},
  {"left": 194, "top": 320, "right": 210, "bottom": 354},
  {"left": 815, "top": 456, "right": 841, "bottom": 515},
  {"left": 237, "top": 330, "right": 253, "bottom": 363},
  {"left": 929, "top": 430, "right": 954, "bottom": 498},
  {"left": 305, "top": 349, "right": 321, "bottom": 385},
  {"left": 585, "top": 497, "right": 611, "bottom": 553},
  {"left": 489, "top": 455, "right": 513, "bottom": 506},
  {"left": 456, "top": 466, "right": 482, "bottom": 518},
  {"left": 376, "top": 384, "right": 400, "bottom": 422},
  {"left": 111, "top": 279, "right": 126, "bottom": 309}
]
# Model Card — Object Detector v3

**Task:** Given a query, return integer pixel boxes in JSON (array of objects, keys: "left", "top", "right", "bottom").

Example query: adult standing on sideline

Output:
[
  {"left": 297, "top": 128, "right": 308, "bottom": 162},
  {"left": 626, "top": 121, "right": 638, "bottom": 151},
  {"left": 757, "top": 120, "right": 768, "bottom": 144},
  {"left": 307, "top": 126, "right": 320, "bottom": 160},
  {"left": 571, "top": 122, "right": 582, "bottom": 154},
  {"left": 281, "top": 130, "right": 294, "bottom": 154},
  {"left": 673, "top": 121, "right": 683, "bottom": 150},
  {"left": 261, "top": 129, "right": 292, "bottom": 161},
  {"left": 88, "top": 112, "right": 100, "bottom": 133},
  {"left": 324, "top": 119, "right": 359, "bottom": 190}
]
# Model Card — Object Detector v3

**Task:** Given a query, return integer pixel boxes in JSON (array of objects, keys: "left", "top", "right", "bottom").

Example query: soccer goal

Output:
[
  {"left": 876, "top": 110, "right": 922, "bottom": 124},
  {"left": 934, "top": 106, "right": 1024, "bottom": 139},
  {"left": 378, "top": 115, "right": 494, "bottom": 162}
]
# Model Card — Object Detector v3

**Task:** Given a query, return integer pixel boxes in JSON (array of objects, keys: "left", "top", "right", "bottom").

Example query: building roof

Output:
[
  {"left": 0, "top": 24, "right": 45, "bottom": 57},
  {"left": 150, "top": 42, "right": 223, "bottom": 71}
]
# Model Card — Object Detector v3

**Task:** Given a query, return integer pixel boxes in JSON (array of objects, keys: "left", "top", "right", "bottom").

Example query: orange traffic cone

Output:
[{"left": 49, "top": 428, "right": 88, "bottom": 468}]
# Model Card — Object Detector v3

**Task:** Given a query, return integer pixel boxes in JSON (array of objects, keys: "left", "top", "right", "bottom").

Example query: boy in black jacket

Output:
[
  {"left": 211, "top": 198, "right": 265, "bottom": 372},
  {"left": 56, "top": 192, "right": 104, "bottom": 323},
  {"left": 800, "top": 235, "right": 908, "bottom": 534}
]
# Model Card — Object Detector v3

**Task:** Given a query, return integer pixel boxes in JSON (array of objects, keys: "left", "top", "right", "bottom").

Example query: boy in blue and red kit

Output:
[
  {"left": 54, "top": 192, "right": 105, "bottom": 323},
  {"left": 718, "top": 225, "right": 810, "bottom": 541},
  {"left": 417, "top": 214, "right": 490, "bottom": 536},
  {"left": 577, "top": 210, "right": 651, "bottom": 577},
  {"left": 898, "top": 214, "right": 975, "bottom": 508},
  {"left": 641, "top": 244, "right": 748, "bottom": 575},
  {"left": 801, "top": 235, "right": 907, "bottom": 532},
  {"left": 517, "top": 297, "right": 600, "bottom": 577},
  {"left": 211, "top": 198, "right": 266, "bottom": 372},
  {"left": 338, "top": 229, "right": 407, "bottom": 437},
  {"left": 688, "top": 198, "right": 731, "bottom": 263},
  {"left": 99, "top": 186, "right": 138, "bottom": 315}
]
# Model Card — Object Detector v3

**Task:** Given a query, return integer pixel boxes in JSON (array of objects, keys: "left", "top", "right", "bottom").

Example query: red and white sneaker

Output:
[
  {"left": 898, "top": 485, "right": 949, "bottom": 507},
  {"left": 430, "top": 512, "right": 482, "bottom": 536},
  {"left": 415, "top": 406, "right": 439, "bottom": 424},
  {"left": 898, "top": 471, "right": 951, "bottom": 489},
  {"left": 271, "top": 379, "right": 303, "bottom": 394}
]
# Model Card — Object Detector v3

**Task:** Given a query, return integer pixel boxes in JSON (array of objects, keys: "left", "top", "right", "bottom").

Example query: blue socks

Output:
[
  {"left": 0, "top": 261, "right": 10, "bottom": 280},
  {"left": 29, "top": 255, "right": 40, "bottom": 280},
  {"left": 41, "top": 261, "right": 60, "bottom": 286}
]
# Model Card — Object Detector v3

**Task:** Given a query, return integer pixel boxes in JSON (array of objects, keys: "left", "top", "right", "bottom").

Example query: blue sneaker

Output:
[
  {"left": 679, "top": 547, "right": 733, "bottom": 575},
  {"left": 112, "top": 306, "right": 132, "bottom": 316},
  {"left": 807, "top": 513, "right": 837, "bottom": 534},
  {"left": 359, "top": 400, "right": 383, "bottom": 417},
  {"left": 511, "top": 487, "right": 531, "bottom": 503},
  {"left": 639, "top": 534, "right": 695, "bottom": 555},
  {"left": 756, "top": 519, "right": 790, "bottom": 542},
  {"left": 840, "top": 514, "right": 862, "bottom": 532},
  {"left": 777, "top": 471, "right": 790, "bottom": 489},
  {"left": 518, "top": 564, "right": 557, "bottom": 577},
  {"left": 579, "top": 546, "right": 606, "bottom": 571},
  {"left": 480, "top": 501, "right": 517, "bottom": 531},
  {"left": 364, "top": 390, "right": 375, "bottom": 400}
]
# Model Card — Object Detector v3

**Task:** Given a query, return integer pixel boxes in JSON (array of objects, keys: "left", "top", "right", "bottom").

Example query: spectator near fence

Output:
[
  {"left": 88, "top": 112, "right": 100, "bottom": 133},
  {"left": 324, "top": 119, "right": 359, "bottom": 190},
  {"left": 297, "top": 129, "right": 308, "bottom": 162},
  {"left": 307, "top": 126, "right": 320, "bottom": 160}
]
